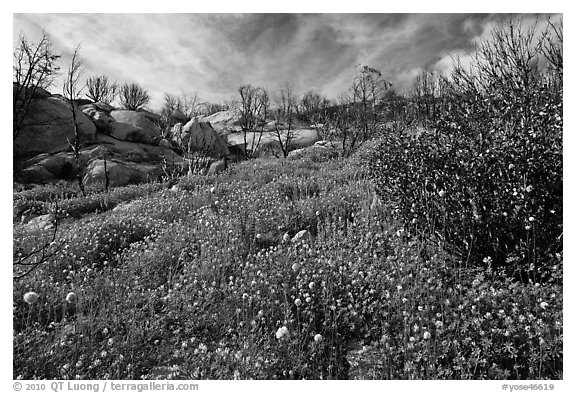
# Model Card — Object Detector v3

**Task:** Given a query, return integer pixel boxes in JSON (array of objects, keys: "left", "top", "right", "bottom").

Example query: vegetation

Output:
[
  {"left": 119, "top": 82, "right": 150, "bottom": 111},
  {"left": 62, "top": 44, "right": 86, "bottom": 197},
  {"left": 13, "top": 32, "right": 60, "bottom": 140},
  {"left": 85, "top": 75, "right": 118, "bottom": 104},
  {"left": 13, "top": 18, "right": 562, "bottom": 380}
]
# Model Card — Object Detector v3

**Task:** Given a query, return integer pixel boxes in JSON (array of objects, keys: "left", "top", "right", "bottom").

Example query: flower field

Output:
[{"left": 13, "top": 144, "right": 562, "bottom": 379}]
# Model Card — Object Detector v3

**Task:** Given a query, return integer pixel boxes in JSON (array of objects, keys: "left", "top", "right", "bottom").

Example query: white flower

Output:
[
  {"left": 435, "top": 321, "right": 443, "bottom": 329},
  {"left": 23, "top": 292, "right": 39, "bottom": 305},
  {"left": 210, "top": 187, "right": 216, "bottom": 194},
  {"left": 66, "top": 292, "right": 78, "bottom": 304},
  {"left": 314, "top": 334, "right": 323, "bottom": 342},
  {"left": 291, "top": 263, "right": 300, "bottom": 272},
  {"left": 295, "top": 299, "right": 302, "bottom": 307},
  {"left": 528, "top": 217, "right": 535, "bottom": 222},
  {"left": 276, "top": 326, "right": 290, "bottom": 339},
  {"left": 309, "top": 282, "right": 315, "bottom": 290},
  {"left": 282, "top": 233, "right": 291, "bottom": 243},
  {"left": 438, "top": 190, "right": 446, "bottom": 197},
  {"left": 540, "top": 302, "right": 549, "bottom": 310},
  {"left": 423, "top": 331, "right": 431, "bottom": 340}
]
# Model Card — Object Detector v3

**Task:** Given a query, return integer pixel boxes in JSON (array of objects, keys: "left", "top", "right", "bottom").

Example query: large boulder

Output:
[
  {"left": 14, "top": 97, "right": 97, "bottom": 158},
  {"left": 19, "top": 153, "right": 77, "bottom": 181},
  {"left": 83, "top": 158, "right": 161, "bottom": 187},
  {"left": 207, "top": 159, "right": 227, "bottom": 175},
  {"left": 24, "top": 213, "right": 55, "bottom": 232},
  {"left": 177, "top": 118, "right": 229, "bottom": 157},
  {"left": 197, "top": 109, "right": 242, "bottom": 131},
  {"left": 109, "top": 110, "right": 161, "bottom": 144},
  {"left": 18, "top": 133, "right": 185, "bottom": 187},
  {"left": 80, "top": 103, "right": 115, "bottom": 133}
]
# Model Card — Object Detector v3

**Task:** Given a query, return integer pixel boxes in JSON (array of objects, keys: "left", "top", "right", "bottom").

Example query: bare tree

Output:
[
  {"left": 86, "top": 75, "right": 117, "bottom": 104},
  {"left": 408, "top": 71, "right": 445, "bottom": 125},
  {"left": 160, "top": 91, "right": 203, "bottom": 135},
  {"left": 63, "top": 44, "right": 86, "bottom": 197},
  {"left": 351, "top": 65, "right": 392, "bottom": 142},
  {"left": 541, "top": 16, "right": 563, "bottom": 91},
  {"left": 13, "top": 32, "right": 60, "bottom": 140},
  {"left": 273, "top": 82, "right": 297, "bottom": 157},
  {"left": 300, "top": 90, "right": 329, "bottom": 124},
  {"left": 119, "top": 82, "right": 149, "bottom": 110},
  {"left": 238, "top": 84, "right": 269, "bottom": 158},
  {"left": 326, "top": 65, "right": 392, "bottom": 157},
  {"left": 13, "top": 201, "right": 63, "bottom": 280}
]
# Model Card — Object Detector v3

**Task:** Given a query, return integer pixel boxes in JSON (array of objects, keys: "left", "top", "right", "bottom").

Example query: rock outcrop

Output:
[
  {"left": 14, "top": 96, "right": 97, "bottom": 158},
  {"left": 174, "top": 119, "right": 229, "bottom": 157},
  {"left": 197, "top": 109, "right": 242, "bottom": 131},
  {"left": 109, "top": 110, "right": 161, "bottom": 144},
  {"left": 207, "top": 158, "right": 227, "bottom": 175},
  {"left": 80, "top": 102, "right": 115, "bottom": 133}
]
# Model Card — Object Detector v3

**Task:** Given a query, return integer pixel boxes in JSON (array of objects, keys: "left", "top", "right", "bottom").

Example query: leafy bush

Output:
[{"left": 369, "top": 19, "right": 562, "bottom": 280}]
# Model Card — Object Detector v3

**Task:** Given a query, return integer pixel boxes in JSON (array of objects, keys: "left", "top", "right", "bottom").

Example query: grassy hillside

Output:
[{"left": 13, "top": 145, "right": 562, "bottom": 379}]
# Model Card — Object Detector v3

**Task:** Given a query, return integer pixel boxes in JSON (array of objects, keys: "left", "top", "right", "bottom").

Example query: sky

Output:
[{"left": 13, "top": 13, "right": 561, "bottom": 111}]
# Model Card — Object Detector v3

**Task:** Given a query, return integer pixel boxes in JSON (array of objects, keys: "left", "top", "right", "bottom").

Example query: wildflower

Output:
[
  {"left": 528, "top": 217, "right": 535, "bottom": 222},
  {"left": 314, "top": 334, "right": 323, "bottom": 343},
  {"left": 540, "top": 302, "right": 549, "bottom": 310},
  {"left": 435, "top": 321, "right": 443, "bottom": 329},
  {"left": 295, "top": 299, "right": 302, "bottom": 307},
  {"left": 423, "top": 331, "right": 431, "bottom": 340},
  {"left": 210, "top": 187, "right": 216, "bottom": 194},
  {"left": 305, "top": 297, "right": 312, "bottom": 303},
  {"left": 275, "top": 326, "right": 290, "bottom": 339},
  {"left": 483, "top": 256, "right": 492, "bottom": 264},
  {"left": 291, "top": 263, "right": 300, "bottom": 272},
  {"left": 282, "top": 233, "right": 291, "bottom": 243},
  {"left": 438, "top": 190, "right": 446, "bottom": 197},
  {"left": 23, "top": 292, "right": 39, "bottom": 305},
  {"left": 418, "top": 306, "right": 424, "bottom": 312},
  {"left": 66, "top": 292, "right": 78, "bottom": 304},
  {"left": 315, "top": 211, "right": 320, "bottom": 216},
  {"left": 309, "top": 282, "right": 315, "bottom": 290}
]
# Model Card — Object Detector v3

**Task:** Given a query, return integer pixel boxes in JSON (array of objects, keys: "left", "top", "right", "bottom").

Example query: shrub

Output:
[{"left": 369, "top": 19, "right": 562, "bottom": 280}]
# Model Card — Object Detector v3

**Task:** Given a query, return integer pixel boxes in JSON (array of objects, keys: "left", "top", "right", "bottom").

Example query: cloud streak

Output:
[{"left": 13, "top": 13, "right": 559, "bottom": 109}]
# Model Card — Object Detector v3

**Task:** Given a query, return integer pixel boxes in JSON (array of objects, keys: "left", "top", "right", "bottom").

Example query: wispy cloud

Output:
[{"left": 13, "top": 13, "right": 559, "bottom": 109}]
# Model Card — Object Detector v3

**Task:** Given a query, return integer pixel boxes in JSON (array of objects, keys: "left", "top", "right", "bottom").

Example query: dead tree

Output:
[
  {"left": 85, "top": 75, "right": 117, "bottom": 104},
  {"left": 273, "top": 82, "right": 297, "bottom": 157},
  {"left": 238, "top": 84, "right": 269, "bottom": 158},
  {"left": 13, "top": 201, "right": 63, "bottom": 280},
  {"left": 63, "top": 44, "right": 86, "bottom": 197},
  {"left": 13, "top": 32, "right": 60, "bottom": 140}
]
